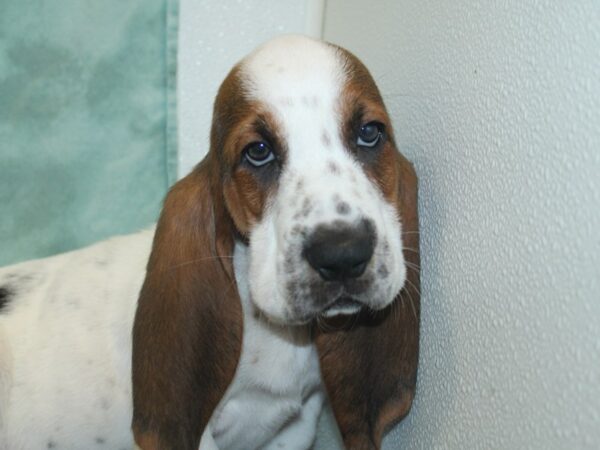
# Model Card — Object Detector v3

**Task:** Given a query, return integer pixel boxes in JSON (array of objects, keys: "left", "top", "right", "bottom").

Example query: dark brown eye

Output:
[
  {"left": 357, "top": 122, "right": 383, "bottom": 148},
  {"left": 244, "top": 141, "right": 275, "bottom": 167}
]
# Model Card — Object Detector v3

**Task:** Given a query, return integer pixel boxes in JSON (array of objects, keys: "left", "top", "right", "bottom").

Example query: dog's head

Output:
[{"left": 132, "top": 35, "right": 420, "bottom": 450}]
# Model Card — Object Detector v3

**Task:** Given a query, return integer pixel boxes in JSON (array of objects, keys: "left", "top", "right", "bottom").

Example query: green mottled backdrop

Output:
[{"left": 0, "top": 0, "right": 178, "bottom": 266}]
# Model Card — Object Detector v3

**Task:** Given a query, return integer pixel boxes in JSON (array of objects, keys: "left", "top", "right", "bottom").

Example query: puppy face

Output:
[{"left": 217, "top": 35, "right": 406, "bottom": 324}]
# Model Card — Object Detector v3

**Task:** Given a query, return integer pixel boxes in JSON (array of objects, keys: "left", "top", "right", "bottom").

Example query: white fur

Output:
[
  {"left": 0, "top": 231, "right": 151, "bottom": 450},
  {"left": 0, "top": 35, "right": 405, "bottom": 449},
  {"left": 208, "top": 241, "right": 324, "bottom": 450},
  {"left": 0, "top": 232, "right": 323, "bottom": 450},
  {"left": 244, "top": 36, "right": 406, "bottom": 322}
]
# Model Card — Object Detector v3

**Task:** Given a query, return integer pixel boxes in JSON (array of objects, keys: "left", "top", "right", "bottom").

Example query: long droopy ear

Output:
[
  {"left": 316, "top": 152, "right": 420, "bottom": 450},
  {"left": 131, "top": 156, "right": 243, "bottom": 450}
]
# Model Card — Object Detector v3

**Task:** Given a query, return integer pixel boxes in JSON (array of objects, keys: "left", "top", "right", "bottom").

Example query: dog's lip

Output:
[
  {"left": 280, "top": 297, "right": 365, "bottom": 325},
  {"left": 321, "top": 296, "right": 363, "bottom": 317}
]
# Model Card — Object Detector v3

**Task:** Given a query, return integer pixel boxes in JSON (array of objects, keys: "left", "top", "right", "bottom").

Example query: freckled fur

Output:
[
  {"left": 0, "top": 287, "right": 12, "bottom": 313},
  {"left": 244, "top": 37, "right": 406, "bottom": 325},
  {"left": 0, "top": 35, "right": 420, "bottom": 450},
  {"left": 0, "top": 231, "right": 152, "bottom": 449},
  {"left": 327, "top": 160, "right": 339, "bottom": 173},
  {"left": 336, "top": 201, "right": 351, "bottom": 215},
  {"left": 322, "top": 131, "right": 332, "bottom": 148}
]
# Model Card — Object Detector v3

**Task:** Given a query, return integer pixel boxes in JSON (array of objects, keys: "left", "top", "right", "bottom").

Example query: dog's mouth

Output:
[
  {"left": 280, "top": 296, "right": 364, "bottom": 325},
  {"left": 321, "top": 296, "right": 363, "bottom": 317}
]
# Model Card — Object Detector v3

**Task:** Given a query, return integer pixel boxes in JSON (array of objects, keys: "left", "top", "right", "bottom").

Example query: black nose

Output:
[{"left": 303, "top": 220, "right": 376, "bottom": 281}]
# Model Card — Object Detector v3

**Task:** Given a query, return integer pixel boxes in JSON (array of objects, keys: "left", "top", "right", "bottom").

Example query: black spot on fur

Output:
[
  {"left": 284, "top": 256, "right": 295, "bottom": 274},
  {"left": 300, "top": 198, "right": 313, "bottom": 216},
  {"left": 336, "top": 201, "right": 350, "bottom": 215},
  {"left": 377, "top": 264, "right": 389, "bottom": 278},
  {"left": 0, "top": 286, "right": 13, "bottom": 312},
  {"left": 47, "top": 441, "right": 56, "bottom": 449},
  {"left": 293, "top": 197, "right": 313, "bottom": 220},
  {"left": 290, "top": 225, "right": 307, "bottom": 237},
  {"left": 95, "top": 437, "right": 106, "bottom": 444},
  {"left": 382, "top": 240, "right": 390, "bottom": 253}
]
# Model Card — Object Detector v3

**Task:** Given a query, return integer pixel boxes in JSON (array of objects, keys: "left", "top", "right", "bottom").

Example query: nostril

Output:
[
  {"left": 314, "top": 261, "right": 367, "bottom": 281},
  {"left": 316, "top": 266, "right": 337, "bottom": 281},
  {"left": 303, "top": 220, "right": 376, "bottom": 281},
  {"left": 349, "top": 261, "right": 368, "bottom": 278}
]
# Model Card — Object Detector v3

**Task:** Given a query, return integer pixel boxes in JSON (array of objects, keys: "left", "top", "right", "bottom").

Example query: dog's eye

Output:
[
  {"left": 357, "top": 122, "right": 383, "bottom": 148},
  {"left": 244, "top": 142, "right": 275, "bottom": 167}
]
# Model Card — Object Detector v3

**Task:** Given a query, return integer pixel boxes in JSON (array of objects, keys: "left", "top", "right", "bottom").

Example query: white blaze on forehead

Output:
[
  {"left": 240, "top": 35, "right": 358, "bottom": 229},
  {"left": 240, "top": 35, "right": 346, "bottom": 108},
  {"left": 239, "top": 36, "right": 348, "bottom": 169}
]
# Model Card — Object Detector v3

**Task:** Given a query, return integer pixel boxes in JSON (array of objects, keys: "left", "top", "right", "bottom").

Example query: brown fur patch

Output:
[
  {"left": 210, "top": 67, "right": 284, "bottom": 234},
  {"left": 132, "top": 79, "right": 246, "bottom": 449},
  {"left": 316, "top": 46, "right": 421, "bottom": 448},
  {"left": 335, "top": 46, "right": 400, "bottom": 206},
  {"left": 224, "top": 170, "right": 267, "bottom": 228}
]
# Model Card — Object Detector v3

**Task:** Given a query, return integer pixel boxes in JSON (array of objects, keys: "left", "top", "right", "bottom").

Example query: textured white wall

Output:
[
  {"left": 177, "top": 0, "right": 322, "bottom": 176},
  {"left": 324, "top": 1, "right": 600, "bottom": 448}
]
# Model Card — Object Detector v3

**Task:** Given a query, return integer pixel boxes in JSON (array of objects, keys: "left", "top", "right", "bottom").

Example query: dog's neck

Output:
[{"left": 207, "top": 239, "right": 324, "bottom": 449}]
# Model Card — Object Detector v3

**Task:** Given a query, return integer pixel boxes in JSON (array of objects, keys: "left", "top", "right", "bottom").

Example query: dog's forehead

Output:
[{"left": 240, "top": 35, "right": 346, "bottom": 106}]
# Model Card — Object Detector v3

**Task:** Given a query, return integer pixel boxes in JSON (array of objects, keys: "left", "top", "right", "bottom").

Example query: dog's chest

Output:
[{"left": 208, "top": 243, "right": 324, "bottom": 449}]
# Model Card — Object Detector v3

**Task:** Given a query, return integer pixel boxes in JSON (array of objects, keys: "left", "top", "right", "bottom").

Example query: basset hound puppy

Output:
[{"left": 0, "top": 35, "right": 420, "bottom": 450}]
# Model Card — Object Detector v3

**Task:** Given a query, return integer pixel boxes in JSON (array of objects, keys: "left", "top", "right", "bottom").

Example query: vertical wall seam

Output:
[
  {"left": 165, "top": 0, "right": 180, "bottom": 187},
  {"left": 305, "top": 0, "right": 326, "bottom": 39}
]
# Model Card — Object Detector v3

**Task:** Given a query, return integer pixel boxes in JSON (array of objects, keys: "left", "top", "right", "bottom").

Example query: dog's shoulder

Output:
[
  {"left": 0, "top": 228, "right": 156, "bottom": 449},
  {"left": 0, "top": 228, "right": 155, "bottom": 317}
]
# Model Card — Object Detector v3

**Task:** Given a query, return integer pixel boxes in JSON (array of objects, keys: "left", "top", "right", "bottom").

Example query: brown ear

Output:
[
  {"left": 131, "top": 157, "right": 243, "bottom": 450},
  {"left": 316, "top": 152, "right": 420, "bottom": 450}
]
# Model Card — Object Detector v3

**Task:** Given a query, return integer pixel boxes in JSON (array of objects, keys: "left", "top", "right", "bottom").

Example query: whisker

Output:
[
  {"left": 403, "top": 277, "right": 422, "bottom": 298},
  {"left": 316, "top": 312, "right": 359, "bottom": 333},
  {"left": 403, "top": 287, "right": 419, "bottom": 321},
  {"left": 402, "top": 247, "right": 419, "bottom": 254},
  {"left": 347, "top": 312, "right": 360, "bottom": 331},
  {"left": 221, "top": 272, "right": 238, "bottom": 302},
  {"left": 390, "top": 298, "right": 400, "bottom": 323},
  {"left": 315, "top": 316, "right": 323, "bottom": 333},
  {"left": 307, "top": 319, "right": 315, "bottom": 340},
  {"left": 166, "top": 255, "right": 235, "bottom": 271},
  {"left": 316, "top": 315, "right": 331, "bottom": 333},
  {"left": 404, "top": 261, "right": 421, "bottom": 271}
]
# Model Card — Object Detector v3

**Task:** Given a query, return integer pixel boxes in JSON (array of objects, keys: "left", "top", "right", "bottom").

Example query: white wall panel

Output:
[
  {"left": 178, "top": 0, "right": 316, "bottom": 176},
  {"left": 324, "top": 1, "right": 600, "bottom": 448}
]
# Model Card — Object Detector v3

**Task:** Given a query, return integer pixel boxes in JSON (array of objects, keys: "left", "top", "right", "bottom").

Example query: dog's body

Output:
[
  {"left": 0, "top": 231, "right": 323, "bottom": 449},
  {"left": 0, "top": 35, "right": 420, "bottom": 450},
  {"left": 0, "top": 231, "right": 151, "bottom": 450}
]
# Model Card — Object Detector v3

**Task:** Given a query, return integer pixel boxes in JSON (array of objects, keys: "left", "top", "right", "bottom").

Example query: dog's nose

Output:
[{"left": 303, "top": 220, "right": 376, "bottom": 281}]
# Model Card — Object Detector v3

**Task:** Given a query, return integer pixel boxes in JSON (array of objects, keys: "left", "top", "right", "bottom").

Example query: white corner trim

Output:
[{"left": 305, "top": 0, "right": 325, "bottom": 38}]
